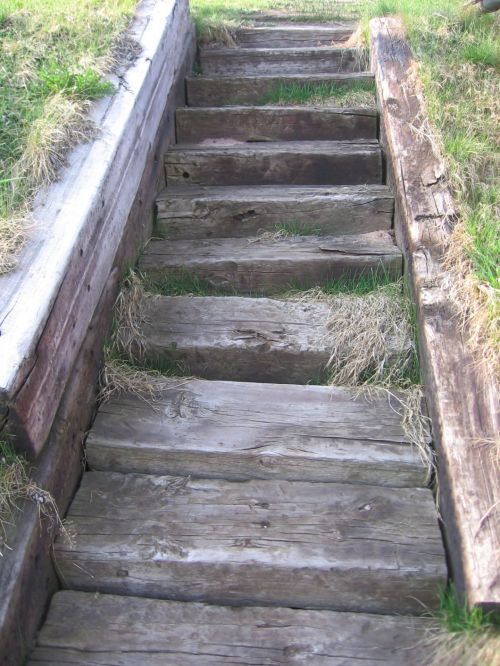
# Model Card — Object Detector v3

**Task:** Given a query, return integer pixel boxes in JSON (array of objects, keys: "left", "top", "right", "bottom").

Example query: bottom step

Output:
[{"left": 29, "top": 591, "right": 436, "bottom": 665}]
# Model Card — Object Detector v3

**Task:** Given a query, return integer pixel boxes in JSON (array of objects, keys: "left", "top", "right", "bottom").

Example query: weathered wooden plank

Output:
[
  {"left": 54, "top": 472, "right": 446, "bottom": 613},
  {"left": 139, "top": 232, "right": 401, "bottom": 294},
  {"left": 234, "top": 25, "right": 355, "bottom": 48},
  {"left": 200, "top": 47, "right": 366, "bottom": 76},
  {"left": 136, "top": 295, "right": 407, "bottom": 384},
  {"left": 0, "top": 0, "right": 195, "bottom": 456},
  {"left": 176, "top": 106, "right": 377, "bottom": 143},
  {"left": 187, "top": 72, "right": 375, "bottom": 106},
  {"left": 28, "top": 591, "right": 437, "bottom": 665},
  {"left": 87, "top": 379, "right": 428, "bottom": 487},
  {"left": 156, "top": 185, "right": 394, "bottom": 239},
  {"left": 371, "top": 18, "right": 500, "bottom": 610},
  {"left": 165, "top": 141, "right": 382, "bottom": 187}
]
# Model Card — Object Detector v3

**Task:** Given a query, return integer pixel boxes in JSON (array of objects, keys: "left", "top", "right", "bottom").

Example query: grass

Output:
[
  {"left": 428, "top": 585, "right": 500, "bottom": 665},
  {"left": 0, "top": 439, "right": 67, "bottom": 555},
  {"left": 0, "top": 0, "right": 138, "bottom": 274},
  {"left": 260, "top": 79, "right": 377, "bottom": 107},
  {"left": 143, "top": 271, "right": 230, "bottom": 297}
]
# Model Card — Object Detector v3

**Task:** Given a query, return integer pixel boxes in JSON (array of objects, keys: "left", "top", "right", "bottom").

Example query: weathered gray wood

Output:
[
  {"left": 156, "top": 185, "right": 394, "bottom": 239},
  {"left": 176, "top": 106, "right": 377, "bottom": 143},
  {"left": 139, "top": 232, "right": 401, "bottom": 294},
  {"left": 28, "top": 591, "right": 437, "bottom": 665},
  {"left": 234, "top": 25, "right": 355, "bottom": 48},
  {"left": 200, "top": 47, "right": 366, "bottom": 76},
  {"left": 165, "top": 141, "right": 382, "bottom": 187},
  {"left": 0, "top": 0, "right": 195, "bottom": 456},
  {"left": 54, "top": 472, "right": 446, "bottom": 613},
  {"left": 187, "top": 72, "right": 375, "bottom": 107},
  {"left": 137, "top": 295, "right": 409, "bottom": 384},
  {"left": 371, "top": 17, "right": 500, "bottom": 610},
  {"left": 87, "top": 379, "right": 429, "bottom": 487}
]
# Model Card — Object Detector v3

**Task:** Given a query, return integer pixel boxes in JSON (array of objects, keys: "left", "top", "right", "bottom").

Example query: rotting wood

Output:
[
  {"left": 87, "top": 379, "right": 428, "bottom": 487},
  {"left": 200, "top": 46, "right": 365, "bottom": 76},
  {"left": 186, "top": 72, "right": 375, "bottom": 106},
  {"left": 139, "top": 231, "right": 402, "bottom": 294},
  {"left": 155, "top": 184, "right": 394, "bottom": 239},
  {"left": 165, "top": 141, "right": 382, "bottom": 187},
  {"left": 137, "top": 295, "right": 408, "bottom": 384},
  {"left": 234, "top": 24, "right": 355, "bottom": 48},
  {"left": 0, "top": 0, "right": 195, "bottom": 456},
  {"left": 370, "top": 17, "right": 500, "bottom": 610},
  {"left": 28, "top": 590, "right": 436, "bottom": 665},
  {"left": 54, "top": 472, "right": 446, "bottom": 614},
  {"left": 176, "top": 106, "right": 377, "bottom": 143}
]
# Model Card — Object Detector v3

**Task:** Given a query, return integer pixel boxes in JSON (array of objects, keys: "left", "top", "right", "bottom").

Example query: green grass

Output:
[
  {"left": 260, "top": 79, "right": 377, "bottom": 107},
  {"left": 438, "top": 585, "right": 499, "bottom": 634},
  {"left": 0, "top": 0, "right": 137, "bottom": 274},
  {"left": 143, "top": 271, "right": 233, "bottom": 297},
  {"left": 273, "top": 220, "right": 323, "bottom": 236}
]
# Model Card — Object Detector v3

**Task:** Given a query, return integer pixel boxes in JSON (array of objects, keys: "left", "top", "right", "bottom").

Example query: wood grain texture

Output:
[
  {"left": 200, "top": 47, "right": 366, "bottom": 76},
  {"left": 371, "top": 17, "right": 500, "bottom": 609},
  {"left": 1, "top": 0, "right": 194, "bottom": 456},
  {"left": 156, "top": 184, "right": 394, "bottom": 239},
  {"left": 176, "top": 106, "right": 377, "bottom": 143},
  {"left": 234, "top": 24, "right": 355, "bottom": 48},
  {"left": 28, "top": 590, "right": 437, "bottom": 665},
  {"left": 54, "top": 472, "right": 446, "bottom": 614},
  {"left": 187, "top": 72, "right": 375, "bottom": 106},
  {"left": 87, "top": 379, "right": 429, "bottom": 487},
  {"left": 139, "top": 231, "right": 401, "bottom": 294},
  {"left": 165, "top": 141, "right": 382, "bottom": 187}
]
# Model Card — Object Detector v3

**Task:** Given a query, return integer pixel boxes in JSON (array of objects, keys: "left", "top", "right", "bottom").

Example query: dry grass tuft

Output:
[
  {"left": 322, "top": 281, "right": 417, "bottom": 387},
  {"left": 445, "top": 221, "right": 499, "bottom": 380},
  {"left": 0, "top": 440, "right": 70, "bottom": 555},
  {"left": 99, "top": 357, "right": 166, "bottom": 405},
  {"left": 109, "top": 270, "right": 152, "bottom": 363},
  {"left": 13, "top": 95, "right": 95, "bottom": 194},
  {"left": 428, "top": 626, "right": 500, "bottom": 666},
  {"left": 0, "top": 213, "right": 26, "bottom": 275}
]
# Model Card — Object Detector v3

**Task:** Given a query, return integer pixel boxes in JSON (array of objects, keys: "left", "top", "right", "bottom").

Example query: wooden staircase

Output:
[{"left": 29, "top": 20, "right": 446, "bottom": 665}]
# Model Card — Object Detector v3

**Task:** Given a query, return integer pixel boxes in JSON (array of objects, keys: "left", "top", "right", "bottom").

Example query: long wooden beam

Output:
[{"left": 370, "top": 17, "right": 499, "bottom": 610}]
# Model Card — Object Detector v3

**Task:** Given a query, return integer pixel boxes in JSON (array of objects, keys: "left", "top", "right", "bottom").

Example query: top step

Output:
[
  {"left": 200, "top": 47, "right": 367, "bottom": 76},
  {"left": 233, "top": 25, "right": 354, "bottom": 48}
]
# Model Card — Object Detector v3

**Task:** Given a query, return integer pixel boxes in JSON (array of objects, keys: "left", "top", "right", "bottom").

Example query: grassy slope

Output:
[{"left": 0, "top": 0, "right": 137, "bottom": 273}]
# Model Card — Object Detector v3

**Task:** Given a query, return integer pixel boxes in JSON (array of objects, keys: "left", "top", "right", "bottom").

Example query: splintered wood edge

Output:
[
  {"left": 0, "top": 0, "right": 195, "bottom": 454},
  {"left": 370, "top": 17, "right": 499, "bottom": 610}
]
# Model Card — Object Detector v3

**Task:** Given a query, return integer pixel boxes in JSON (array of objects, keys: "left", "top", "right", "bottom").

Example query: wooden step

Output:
[
  {"left": 54, "top": 472, "right": 446, "bottom": 613},
  {"left": 139, "top": 232, "right": 401, "bottom": 295},
  {"left": 187, "top": 72, "right": 374, "bottom": 106},
  {"left": 200, "top": 46, "right": 366, "bottom": 76},
  {"left": 234, "top": 24, "right": 355, "bottom": 48},
  {"left": 176, "top": 106, "right": 377, "bottom": 143},
  {"left": 29, "top": 591, "right": 436, "bottom": 665},
  {"left": 87, "top": 379, "right": 429, "bottom": 487},
  {"left": 165, "top": 141, "right": 382, "bottom": 187},
  {"left": 135, "top": 295, "right": 409, "bottom": 384},
  {"left": 156, "top": 185, "right": 394, "bottom": 240}
]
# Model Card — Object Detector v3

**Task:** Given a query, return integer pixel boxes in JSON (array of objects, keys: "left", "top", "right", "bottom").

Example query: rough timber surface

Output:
[
  {"left": 165, "top": 141, "right": 382, "bottom": 187},
  {"left": 54, "top": 472, "right": 446, "bottom": 614},
  {"left": 176, "top": 106, "right": 377, "bottom": 142},
  {"left": 156, "top": 185, "right": 394, "bottom": 239},
  {"left": 234, "top": 24, "right": 355, "bottom": 48},
  {"left": 87, "top": 379, "right": 428, "bottom": 487},
  {"left": 136, "top": 295, "right": 406, "bottom": 384},
  {"left": 200, "top": 46, "right": 365, "bottom": 76},
  {"left": 28, "top": 591, "right": 436, "bottom": 665},
  {"left": 139, "top": 232, "right": 401, "bottom": 294},
  {"left": 371, "top": 17, "right": 500, "bottom": 610},
  {"left": 0, "top": 0, "right": 194, "bottom": 455},
  {"left": 186, "top": 72, "right": 375, "bottom": 106}
]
